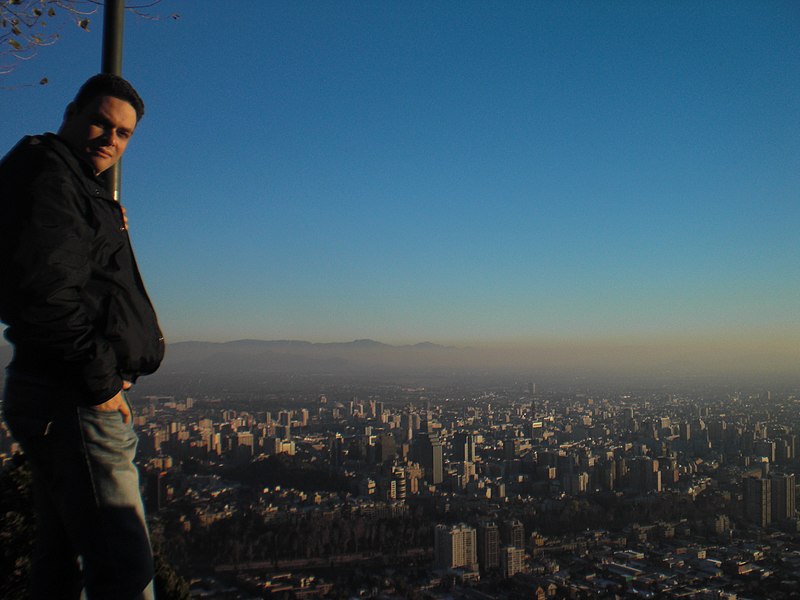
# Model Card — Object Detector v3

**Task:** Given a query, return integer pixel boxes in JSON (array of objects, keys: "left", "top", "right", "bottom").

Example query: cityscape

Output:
[
  {"left": 3, "top": 348, "right": 798, "bottom": 600},
  {"left": 1, "top": 2, "right": 797, "bottom": 599}
]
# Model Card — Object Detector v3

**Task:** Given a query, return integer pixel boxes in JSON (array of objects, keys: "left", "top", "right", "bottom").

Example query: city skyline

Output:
[
  {"left": 1, "top": 2, "right": 798, "bottom": 378},
  {"left": 4, "top": 369, "right": 798, "bottom": 597}
]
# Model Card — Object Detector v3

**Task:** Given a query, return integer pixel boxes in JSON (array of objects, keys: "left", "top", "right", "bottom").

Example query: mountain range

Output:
[
  {"left": 1, "top": 337, "right": 793, "bottom": 389},
  {"left": 0, "top": 339, "right": 479, "bottom": 379},
  {"left": 158, "top": 338, "right": 473, "bottom": 376}
]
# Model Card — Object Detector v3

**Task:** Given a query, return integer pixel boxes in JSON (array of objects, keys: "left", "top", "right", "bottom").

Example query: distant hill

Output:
[
  {"left": 0, "top": 339, "right": 481, "bottom": 389},
  {"left": 2, "top": 336, "right": 792, "bottom": 391},
  {"left": 159, "top": 338, "right": 470, "bottom": 376}
]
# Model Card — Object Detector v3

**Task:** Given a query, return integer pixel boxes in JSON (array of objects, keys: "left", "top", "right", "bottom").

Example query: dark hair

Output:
[{"left": 73, "top": 73, "right": 145, "bottom": 122}]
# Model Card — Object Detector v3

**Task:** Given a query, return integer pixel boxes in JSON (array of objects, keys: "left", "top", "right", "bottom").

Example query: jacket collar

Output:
[{"left": 38, "top": 133, "right": 116, "bottom": 203}]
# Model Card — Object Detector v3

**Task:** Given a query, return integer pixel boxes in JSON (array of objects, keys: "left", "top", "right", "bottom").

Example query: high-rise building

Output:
[
  {"left": 771, "top": 473, "right": 796, "bottom": 523},
  {"left": 235, "top": 431, "right": 254, "bottom": 459},
  {"left": 392, "top": 467, "right": 407, "bottom": 501},
  {"left": 434, "top": 523, "right": 478, "bottom": 571},
  {"left": 329, "top": 433, "right": 344, "bottom": 466},
  {"left": 600, "top": 461, "right": 616, "bottom": 491},
  {"left": 411, "top": 412, "right": 421, "bottom": 431},
  {"left": 755, "top": 440, "right": 777, "bottom": 463},
  {"left": 275, "top": 423, "right": 291, "bottom": 441},
  {"left": 144, "top": 470, "right": 170, "bottom": 512},
  {"left": 477, "top": 521, "right": 500, "bottom": 572},
  {"left": 501, "top": 545, "right": 525, "bottom": 578},
  {"left": 713, "top": 514, "right": 731, "bottom": 535},
  {"left": 415, "top": 431, "right": 443, "bottom": 485},
  {"left": 502, "top": 520, "right": 525, "bottom": 550},
  {"left": 454, "top": 432, "right": 477, "bottom": 463},
  {"left": 775, "top": 438, "right": 793, "bottom": 464},
  {"left": 298, "top": 408, "right": 309, "bottom": 427},
  {"left": 563, "top": 471, "right": 589, "bottom": 495},
  {"left": 744, "top": 476, "right": 771, "bottom": 527},
  {"left": 377, "top": 432, "right": 397, "bottom": 463},
  {"left": 629, "top": 456, "right": 661, "bottom": 492},
  {"left": 211, "top": 432, "right": 222, "bottom": 456},
  {"left": 401, "top": 413, "right": 414, "bottom": 442}
]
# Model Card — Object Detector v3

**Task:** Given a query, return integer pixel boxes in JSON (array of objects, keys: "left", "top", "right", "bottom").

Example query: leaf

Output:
[
  {"left": 8, "top": 38, "right": 22, "bottom": 51},
  {"left": 33, "top": 8, "right": 42, "bottom": 17},
  {"left": 12, "top": 25, "right": 21, "bottom": 35},
  {"left": 78, "top": 19, "right": 89, "bottom": 31},
  {"left": 48, "top": 8, "right": 56, "bottom": 17},
  {"left": 39, "top": 77, "right": 48, "bottom": 85}
]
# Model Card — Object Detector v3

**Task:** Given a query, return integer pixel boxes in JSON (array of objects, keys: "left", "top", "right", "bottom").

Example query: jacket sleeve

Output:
[{"left": 10, "top": 164, "right": 123, "bottom": 405}]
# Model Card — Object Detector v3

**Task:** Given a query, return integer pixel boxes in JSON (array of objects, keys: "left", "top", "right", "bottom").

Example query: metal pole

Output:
[{"left": 101, "top": 0, "right": 125, "bottom": 199}]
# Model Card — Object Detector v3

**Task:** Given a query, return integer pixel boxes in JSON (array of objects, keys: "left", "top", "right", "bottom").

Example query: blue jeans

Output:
[{"left": 3, "top": 370, "right": 155, "bottom": 600}]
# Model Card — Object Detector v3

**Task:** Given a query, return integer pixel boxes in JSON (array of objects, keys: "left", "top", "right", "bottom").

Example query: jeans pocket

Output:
[
  {"left": 78, "top": 405, "right": 138, "bottom": 452},
  {"left": 84, "top": 405, "right": 125, "bottom": 419}
]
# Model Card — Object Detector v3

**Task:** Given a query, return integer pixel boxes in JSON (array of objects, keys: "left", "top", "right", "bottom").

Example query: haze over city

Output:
[{"left": 1, "top": 1, "right": 797, "bottom": 381}]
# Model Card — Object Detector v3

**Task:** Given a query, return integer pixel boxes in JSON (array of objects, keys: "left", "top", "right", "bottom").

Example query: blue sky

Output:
[{"left": 1, "top": 1, "right": 798, "bottom": 366}]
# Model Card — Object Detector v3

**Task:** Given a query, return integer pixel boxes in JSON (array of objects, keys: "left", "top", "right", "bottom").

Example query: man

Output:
[{"left": 0, "top": 74, "right": 164, "bottom": 599}]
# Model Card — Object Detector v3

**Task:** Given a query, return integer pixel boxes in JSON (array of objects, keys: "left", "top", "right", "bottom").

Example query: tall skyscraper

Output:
[
  {"left": 771, "top": 473, "right": 796, "bottom": 523},
  {"left": 329, "top": 433, "right": 344, "bottom": 466},
  {"left": 502, "top": 519, "right": 525, "bottom": 550},
  {"left": 411, "top": 412, "right": 422, "bottom": 431},
  {"left": 415, "top": 431, "right": 443, "bottom": 485},
  {"left": 434, "top": 523, "right": 478, "bottom": 571},
  {"left": 454, "top": 432, "right": 476, "bottom": 463},
  {"left": 477, "top": 521, "right": 500, "bottom": 572},
  {"left": 744, "top": 476, "right": 772, "bottom": 527},
  {"left": 377, "top": 432, "right": 397, "bottom": 464},
  {"left": 629, "top": 456, "right": 661, "bottom": 492},
  {"left": 392, "top": 467, "right": 407, "bottom": 501}
]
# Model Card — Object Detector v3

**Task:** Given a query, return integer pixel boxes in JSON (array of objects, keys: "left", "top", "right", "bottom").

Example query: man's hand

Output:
[{"left": 92, "top": 381, "right": 133, "bottom": 423}]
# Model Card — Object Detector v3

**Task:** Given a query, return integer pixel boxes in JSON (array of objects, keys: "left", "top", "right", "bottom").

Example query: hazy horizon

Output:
[
  {"left": 2, "top": 326, "right": 798, "bottom": 383},
  {"left": 8, "top": 333, "right": 794, "bottom": 385}
]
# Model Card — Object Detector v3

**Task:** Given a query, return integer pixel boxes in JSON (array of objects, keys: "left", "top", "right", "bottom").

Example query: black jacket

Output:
[{"left": 0, "top": 133, "right": 164, "bottom": 405}]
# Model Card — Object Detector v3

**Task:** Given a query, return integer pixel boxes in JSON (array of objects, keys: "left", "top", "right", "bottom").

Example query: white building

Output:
[{"left": 435, "top": 523, "right": 478, "bottom": 571}]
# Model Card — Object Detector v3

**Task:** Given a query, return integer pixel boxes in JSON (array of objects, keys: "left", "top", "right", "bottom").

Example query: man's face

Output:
[{"left": 59, "top": 95, "right": 138, "bottom": 174}]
